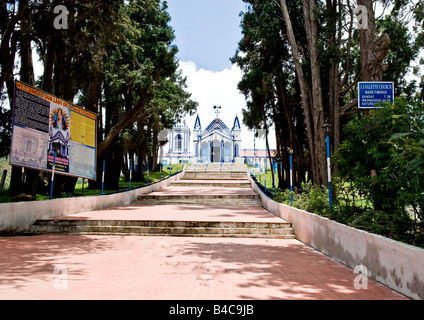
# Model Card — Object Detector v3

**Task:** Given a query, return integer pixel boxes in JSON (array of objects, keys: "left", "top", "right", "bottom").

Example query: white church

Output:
[
  {"left": 163, "top": 114, "right": 243, "bottom": 165},
  {"left": 161, "top": 112, "right": 275, "bottom": 167}
]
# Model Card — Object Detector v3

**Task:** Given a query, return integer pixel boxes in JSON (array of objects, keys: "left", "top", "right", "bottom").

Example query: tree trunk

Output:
[
  {"left": 302, "top": 0, "right": 327, "bottom": 187},
  {"left": 85, "top": 71, "right": 103, "bottom": 114},
  {"left": 357, "top": 0, "right": 390, "bottom": 81},
  {"left": 264, "top": 124, "right": 275, "bottom": 188},
  {"left": 41, "top": 33, "right": 55, "bottom": 93},
  {"left": 122, "top": 153, "right": 130, "bottom": 182},
  {"left": 97, "top": 98, "right": 147, "bottom": 156},
  {"left": 0, "top": 5, "right": 18, "bottom": 93},
  {"left": 279, "top": 0, "right": 326, "bottom": 186},
  {"left": 104, "top": 149, "right": 122, "bottom": 191},
  {"left": 275, "top": 79, "right": 305, "bottom": 188},
  {"left": 9, "top": 0, "right": 40, "bottom": 198}
]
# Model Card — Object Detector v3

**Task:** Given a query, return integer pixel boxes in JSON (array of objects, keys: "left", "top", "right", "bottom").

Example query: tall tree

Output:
[
  {"left": 235, "top": 0, "right": 421, "bottom": 191},
  {"left": 2, "top": 0, "right": 196, "bottom": 196},
  {"left": 357, "top": 0, "right": 391, "bottom": 81},
  {"left": 93, "top": 0, "right": 197, "bottom": 189},
  {"left": 233, "top": 0, "right": 308, "bottom": 189},
  {"left": 278, "top": 0, "right": 328, "bottom": 186}
]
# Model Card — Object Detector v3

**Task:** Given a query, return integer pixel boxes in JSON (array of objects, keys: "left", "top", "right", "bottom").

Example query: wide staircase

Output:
[
  {"left": 27, "top": 163, "right": 295, "bottom": 239},
  {"left": 135, "top": 163, "right": 261, "bottom": 207}
]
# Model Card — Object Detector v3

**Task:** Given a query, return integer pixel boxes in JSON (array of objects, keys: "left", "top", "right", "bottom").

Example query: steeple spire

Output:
[
  {"left": 194, "top": 114, "right": 201, "bottom": 130},
  {"left": 232, "top": 114, "right": 241, "bottom": 131}
]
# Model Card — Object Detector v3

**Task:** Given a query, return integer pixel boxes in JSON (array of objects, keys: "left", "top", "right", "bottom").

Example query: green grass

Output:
[
  {"left": 252, "top": 167, "right": 371, "bottom": 209},
  {"left": 0, "top": 163, "right": 185, "bottom": 203},
  {"left": 251, "top": 167, "right": 279, "bottom": 195}
]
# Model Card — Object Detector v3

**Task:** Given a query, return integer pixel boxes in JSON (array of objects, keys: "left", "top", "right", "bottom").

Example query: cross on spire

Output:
[{"left": 213, "top": 105, "right": 221, "bottom": 119}]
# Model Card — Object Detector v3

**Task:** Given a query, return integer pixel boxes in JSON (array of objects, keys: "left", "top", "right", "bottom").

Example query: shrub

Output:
[{"left": 332, "top": 97, "right": 424, "bottom": 247}]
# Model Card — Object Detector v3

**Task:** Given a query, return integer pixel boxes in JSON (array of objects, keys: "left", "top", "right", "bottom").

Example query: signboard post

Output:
[
  {"left": 10, "top": 81, "right": 97, "bottom": 183},
  {"left": 358, "top": 82, "right": 394, "bottom": 109},
  {"left": 289, "top": 152, "right": 293, "bottom": 206},
  {"left": 101, "top": 159, "right": 105, "bottom": 195},
  {"left": 49, "top": 152, "right": 56, "bottom": 200}
]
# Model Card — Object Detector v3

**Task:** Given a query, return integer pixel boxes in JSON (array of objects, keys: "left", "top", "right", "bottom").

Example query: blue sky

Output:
[
  {"left": 165, "top": 0, "right": 275, "bottom": 149},
  {"left": 166, "top": 0, "right": 246, "bottom": 71},
  {"left": 28, "top": 0, "right": 273, "bottom": 149}
]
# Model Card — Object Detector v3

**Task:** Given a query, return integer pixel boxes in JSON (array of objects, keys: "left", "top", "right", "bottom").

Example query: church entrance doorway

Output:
[{"left": 211, "top": 139, "right": 221, "bottom": 163}]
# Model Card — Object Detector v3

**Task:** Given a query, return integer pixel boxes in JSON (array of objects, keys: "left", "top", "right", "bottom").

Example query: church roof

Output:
[{"left": 202, "top": 118, "right": 233, "bottom": 138}]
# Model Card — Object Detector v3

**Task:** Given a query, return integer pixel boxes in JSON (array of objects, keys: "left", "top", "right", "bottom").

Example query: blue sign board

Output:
[{"left": 358, "top": 82, "right": 394, "bottom": 108}]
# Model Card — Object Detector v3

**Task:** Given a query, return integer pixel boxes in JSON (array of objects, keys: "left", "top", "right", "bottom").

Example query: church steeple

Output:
[
  {"left": 194, "top": 114, "right": 201, "bottom": 130},
  {"left": 232, "top": 114, "right": 241, "bottom": 131}
]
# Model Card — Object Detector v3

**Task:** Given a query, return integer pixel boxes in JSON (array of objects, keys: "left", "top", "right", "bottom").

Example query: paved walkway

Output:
[
  {"left": 45, "top": 204, "right": 286, "bottom": 223},
  {"left": 140, "top": 186, "right": 259, "bottom": 196},
  {"left": 0, "top": 204, "right": 409, "bottom": 300},
  {"left": 0, "top": 166, "right": 411, "bottom": 300}
]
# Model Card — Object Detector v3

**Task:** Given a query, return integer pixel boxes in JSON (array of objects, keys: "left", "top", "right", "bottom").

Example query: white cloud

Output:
[
  {"left": 179, "top": 60, "right": 276, "bottom": 150},
  {"left": 28, "top": 52, "right": 275, "bottom": 150}
]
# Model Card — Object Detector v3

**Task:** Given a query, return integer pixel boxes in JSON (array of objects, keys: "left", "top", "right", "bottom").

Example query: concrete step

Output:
[
  {"left": 134, "top": 194, "right": 262, "bottom": 206},
  {"left": 183, "top": 172, "right": 248, "bottom": 180},
  {"left": 170, "top": 180, "right": 251, "bottom": 188},
  {"left": 26, "top": 219, "right": 295, "bottom": 239},
  {"left": 185, "top": 163, "right": 248, "bottom": 173}
]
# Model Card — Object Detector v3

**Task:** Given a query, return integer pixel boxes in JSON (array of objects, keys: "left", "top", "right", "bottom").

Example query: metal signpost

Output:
[
  {"left": 49, "top": 152, "right": 57, "bottom": 200},
  {"left": 101, "top": 159, "right": 105, "bottom": 195},
  {"left": 289, "top": 150, "right": 293, "bottom": 206},
  {"left": 129, "top": 161, "right": 132, "bottom": 190},
  {"left": 323, "top": 122, "right": 333, "bottom": 209}
]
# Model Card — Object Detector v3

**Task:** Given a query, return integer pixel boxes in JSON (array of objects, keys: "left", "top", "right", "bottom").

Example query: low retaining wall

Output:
[
  {"left": 248, "top": 174, "right": 424, "bottom": 300},
  {"left": 0, "top": 172, "right": 184, "bottom": 234}
]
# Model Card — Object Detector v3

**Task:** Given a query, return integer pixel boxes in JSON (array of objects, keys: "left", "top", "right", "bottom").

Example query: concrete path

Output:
[
  {"left": 0, "top": 204, "right": 409, "bottom": 300},
  {"left": 43, "top": 204, "right": 288, "bottom": 224},
  {"left": 0, "top": 166, "right": 411, "bottom": 300},
  {"left": 0, "top": 234, "right": 409, "bottom": 300}
]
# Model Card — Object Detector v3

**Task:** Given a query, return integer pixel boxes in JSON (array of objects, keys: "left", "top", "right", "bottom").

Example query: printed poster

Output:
[{"left": 10, "top": 81, "right": 97, "bottom": 180}]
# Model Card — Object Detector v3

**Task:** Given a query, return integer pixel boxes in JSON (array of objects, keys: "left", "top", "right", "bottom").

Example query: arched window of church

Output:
[
  {"left": 200, "top": 141, "right": 208, "bottom": 162},
  {"left": 224, "top": 142, "right": 231, "bottom": 162},
  {"left": 234, "top": 144, "right": 239, "bottom": 157},
  {"left": 175, "top": 134, "right": 182, "bottom": 151}
]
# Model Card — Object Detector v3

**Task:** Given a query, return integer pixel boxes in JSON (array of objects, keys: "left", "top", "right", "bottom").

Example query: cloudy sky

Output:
[
  {"left": 166, "top": 0, "right": 275, "bottom": 150},
  {"left": 30, "top": 0, "right": 274, "bottom": 150}
]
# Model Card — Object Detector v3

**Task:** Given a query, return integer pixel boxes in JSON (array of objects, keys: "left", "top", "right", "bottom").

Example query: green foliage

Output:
[
  {"left": 270, "top": 96, "right": 424, "bottom": 247},
  {"left": 275, "top": 181, "right": 329, "bottom": 215},
  {"left": 332, "top": 97, "right": 424, "bottom": 247},
  {"left": 0, "top": 0, "right": 197, "bottom": 195},
  {"left": 294, "top": 182, "right": 329, "bottom": 215},
  {"left": 377, "top": 14, "right": 421, "bottom": 96},
  {"left": 0, "top": 164, "right": 183, "bottom": 203}
]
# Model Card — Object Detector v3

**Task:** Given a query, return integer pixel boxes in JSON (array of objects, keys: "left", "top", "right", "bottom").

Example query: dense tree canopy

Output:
[
  {"left": 0, "top": 0, "right": 197, "bottom": 196},
  {"left": 233, "top": 0, "right": 423, "bottom": 189},
  {"left": 233, "top": 0, "right": 423, "bottom": 246}
]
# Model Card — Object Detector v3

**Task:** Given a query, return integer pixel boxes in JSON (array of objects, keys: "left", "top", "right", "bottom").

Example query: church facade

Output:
[
  {"left": 165, "top": 115, "right": 242, "bottom": 164},
  {"left": 193, "top": 114, "right": 242, "bottom": 163}
]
